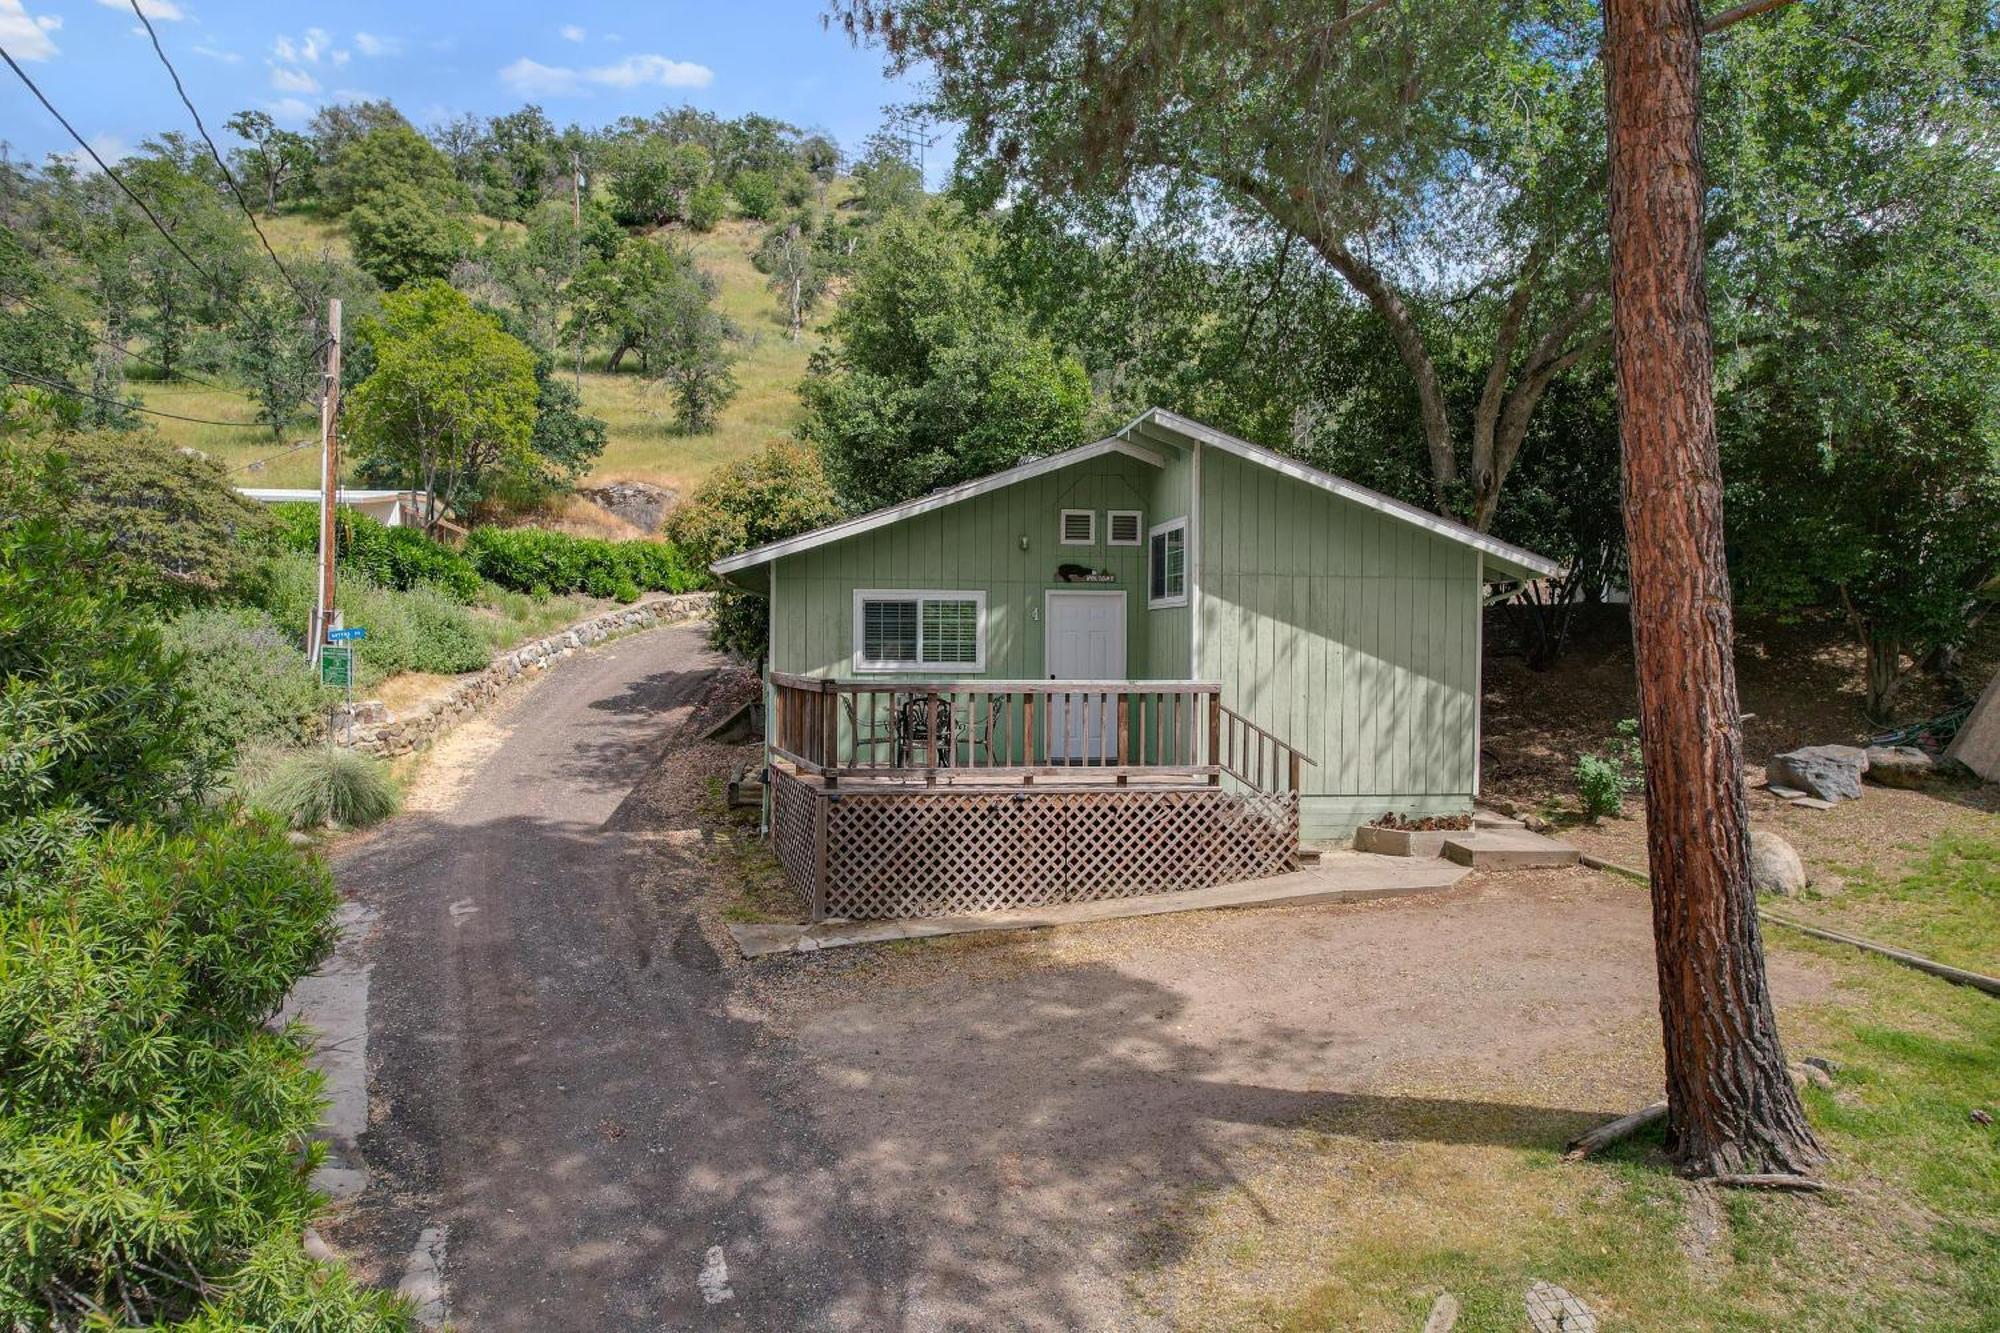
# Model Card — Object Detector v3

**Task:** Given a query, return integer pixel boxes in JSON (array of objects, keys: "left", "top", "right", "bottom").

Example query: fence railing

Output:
[{"left": 768, "top": 672, "right": 1313, "bottom": 796}]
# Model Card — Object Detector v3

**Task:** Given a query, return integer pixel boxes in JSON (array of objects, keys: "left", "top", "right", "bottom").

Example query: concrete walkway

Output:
[{"left": 729, "top": 851, "right": 1471, "bottom": 957}]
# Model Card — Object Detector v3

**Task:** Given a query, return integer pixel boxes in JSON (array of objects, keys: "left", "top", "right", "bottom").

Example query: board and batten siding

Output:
[
  {"left": 769, "top": 451, "right": 1173, "bottom": 679},
  {"left": 1194, "top": 446, "right": 1481, "bottom": 840}
]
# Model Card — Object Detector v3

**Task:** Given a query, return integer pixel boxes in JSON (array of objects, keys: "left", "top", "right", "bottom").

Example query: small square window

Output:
[
  {"left": 1059, "top": 509, "right": 1096, "bottom": 545},
  {"left": 1106, "top": 510, "right": 1143, "bottom": 546}
]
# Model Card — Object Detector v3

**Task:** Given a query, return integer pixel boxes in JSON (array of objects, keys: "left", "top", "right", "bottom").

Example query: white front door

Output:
[{"left": 1044, "top": 590, "right": 1127, "bottom": 763}]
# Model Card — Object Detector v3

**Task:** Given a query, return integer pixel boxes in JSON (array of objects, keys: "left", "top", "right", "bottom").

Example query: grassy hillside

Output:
[{"left": 127, "top": 208, "right": 828, "bottom": 497}]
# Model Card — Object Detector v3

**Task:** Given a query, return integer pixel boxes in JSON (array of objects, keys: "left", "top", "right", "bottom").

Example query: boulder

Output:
[
  {"left": 1750, "top": 830, "right": 1808, "bottom": 897},
  {"left": 1865, "top": 744, "right": 1934, "bottom": 789},
  {"left": 579, "top": 481, "right": 675, "bottom": 533},
  {"left": 1767, "top": 745, "right": 1869, "bottom": 803}
]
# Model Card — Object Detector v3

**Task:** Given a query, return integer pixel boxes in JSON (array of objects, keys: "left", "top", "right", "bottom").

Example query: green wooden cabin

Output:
[{"left": 714, "top": 409, "right": 1558, "bottom": 920}]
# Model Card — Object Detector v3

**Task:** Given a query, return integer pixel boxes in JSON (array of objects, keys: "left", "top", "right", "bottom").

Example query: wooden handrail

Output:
[{"left": 770, "top": 674, "right": 1316, "bottom": 794}]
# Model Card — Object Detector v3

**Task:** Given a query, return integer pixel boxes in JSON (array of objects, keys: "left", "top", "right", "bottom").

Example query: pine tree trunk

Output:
[{"left": 1603, "top": 0, "right": 1823, "bottom": 1178}]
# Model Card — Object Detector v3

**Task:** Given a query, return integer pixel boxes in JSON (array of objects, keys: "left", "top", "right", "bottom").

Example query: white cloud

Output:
[
  {"left": 97, "top": 0, "right": 182, "bottom": 19},
  {"left": 0, "top": 0, "right": 61, "bottom": 61},
  {"left": 273, "top": 27, "right": 332, "bottom": 64},
  {"left": 353, "top": 31, "right": 401, "bottom": 57},
  {"left": 498, "top": 57, "right": 577, "bottom": 96},
  {"left": 266, "top": 97, "right": 315, "bottom": 123},
  {"left": 191, "top": 43, "right": 240, "bottom": 63},
  {"left": 56, "top": 133, "right": 129, "bottom": 174},
  {"left": 269, "top": 65, "right": 320, "bottom": 93},
  {"left": 559, "top": 24, "right": 585, "bottom": 42},
  {"left": 500, "top": 51, "right": 713, "bottom": 97},
  {"left": 587, "top": 54, "right": 712, "bottom": 89}
]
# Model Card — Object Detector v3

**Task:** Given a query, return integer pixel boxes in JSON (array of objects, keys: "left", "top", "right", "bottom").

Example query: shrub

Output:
[
  {"left": 6, "top": 433, "right": 277, "bottom": 608},
  {"left": 0, "top": 445, "right": 216, "bottom": 833},
  {"left": 686, "top": 180, "right": 727, "bottom": 231},
  {"left": 1575, "top": 753, "right": 1624, "bottom": 822},
  {"left": 247, "top": 747, "right": 400, "bottom": 829},
  {"left": 162, "top": 606, "right": 333, "bottom": 752},
  {"left": 730, "top": 169, "right": 779, "bottom": 221},
  {"left": 667, "top": 440, "right": 841, "bottom": 660},
  {"left": 256, "top": 553, "right": 491, "bottom": 680},
  {"left": 1575, "top": 719, "right": 1645, "bottom": 822},
  {"left": 0, "top": 817, "right": 408, "bottom": 1327},
  {"left": 465, "top": 526, "right": 702, "bottom": 598},
  {"left": 270, "top": 502, "right": 481, "bottom": 602}
]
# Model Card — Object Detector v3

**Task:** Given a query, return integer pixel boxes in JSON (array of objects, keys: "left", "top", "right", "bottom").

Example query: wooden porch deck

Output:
[{"left": 765, "top": 675, "right": 1316, "bottom": 922}]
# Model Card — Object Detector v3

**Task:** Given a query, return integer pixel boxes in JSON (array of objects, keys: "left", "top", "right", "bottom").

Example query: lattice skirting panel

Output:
[{"left": 768, "top": 769, "right": 1298, "bottom": 921}]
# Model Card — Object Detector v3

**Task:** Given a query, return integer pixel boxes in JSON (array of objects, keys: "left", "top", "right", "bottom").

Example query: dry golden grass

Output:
[{"left": 125, "top": 208, "right": 827, "bottom": 497}]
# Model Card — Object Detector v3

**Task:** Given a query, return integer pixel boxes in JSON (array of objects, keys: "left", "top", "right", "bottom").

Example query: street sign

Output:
[
  {"left": 320, "top": 645, "right": 353, "bottom": 687},
  {"left": 327, "top": 627, "right": 367, "bottom": 642}
]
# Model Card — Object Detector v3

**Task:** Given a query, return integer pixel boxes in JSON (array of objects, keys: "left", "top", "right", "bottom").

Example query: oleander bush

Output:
[
  {"left": 465, "top": 526, "right": 701, "bottom": 600},
  {"left": 270, "top": 502, "right": 482, "bottom": 602},
  {"left": 0, "top": 440, "right": 408, "bottom": 1328}
]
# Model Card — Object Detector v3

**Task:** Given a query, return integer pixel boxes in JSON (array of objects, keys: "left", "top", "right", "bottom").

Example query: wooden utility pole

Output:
[
  {"left": 1603, "top": 0, "right": 1821, "bottom": 1177},
  {"left": 572, "top": 150, "right": 583, "bottom": 227},
  {"left": 310, "top": 298, "right": 342, "bottom": 667}
]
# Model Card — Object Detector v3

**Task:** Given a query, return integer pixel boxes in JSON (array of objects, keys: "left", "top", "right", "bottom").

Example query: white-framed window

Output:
[
  {"left": 1106, "top": 509, "right": 1144, "bottom": 546},
  {"left": 1058, "top": 508, "right": 1097, "bottom": 545},
  {"left": 852, "top": 589, "right": 987, "bottom": 672},
  {"left": 1148, "top": 519, "right": 1188, "bottom": 608}
]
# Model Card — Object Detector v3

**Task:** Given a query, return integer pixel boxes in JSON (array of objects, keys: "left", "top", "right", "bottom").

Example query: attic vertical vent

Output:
[
  {"left": 1106, "top": 510, "right": 1143, "bottom": 546},
  {"left": 1059, "top": 509, "right": 1097, "bottom": 545}
]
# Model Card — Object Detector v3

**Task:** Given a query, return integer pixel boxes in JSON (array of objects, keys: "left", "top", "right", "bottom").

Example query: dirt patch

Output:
[
  {"left": 722, "top": 868, "right": 1834, "bottom": 1328},
  {"left": 1482, "top": 607, "right": 1999, "bottom": 810},
  {"left": 1559, "top": 780, "right": 2000, "bottom": 891}
]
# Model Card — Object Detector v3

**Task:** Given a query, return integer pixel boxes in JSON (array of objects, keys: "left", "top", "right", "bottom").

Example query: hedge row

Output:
[
  {"left": 465, "top": 526, "right": 703, "bottom": 602},
  {"left": 269, "top": 503, "right": 482, "bottom": 602}
]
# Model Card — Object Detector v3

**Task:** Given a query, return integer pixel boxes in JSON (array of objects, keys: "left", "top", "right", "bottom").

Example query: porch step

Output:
[
  {"left": 1440, "top": 829, "right": 1580, "bottom": 870},
  {"left": 1473, "top": 810, "right": 1526, "bottom": 830}
]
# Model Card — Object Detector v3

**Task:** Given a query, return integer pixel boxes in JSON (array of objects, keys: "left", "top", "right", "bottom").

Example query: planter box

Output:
[{"left": 1353, "top": 825, "right": 1452, "bottom": 858}]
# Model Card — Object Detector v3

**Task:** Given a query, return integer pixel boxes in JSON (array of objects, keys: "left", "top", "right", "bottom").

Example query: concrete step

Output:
[
  {"left": 1473, "top": 810, "right": 1526, "bottom": 830},
  {"left": 1441, "top": 829, "right": 1580, "bottom": 870}
]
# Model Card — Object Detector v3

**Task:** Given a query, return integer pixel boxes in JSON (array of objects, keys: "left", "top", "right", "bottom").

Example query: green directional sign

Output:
[{"left": 320, "top": 645, "right": 353, "bottom": 687}]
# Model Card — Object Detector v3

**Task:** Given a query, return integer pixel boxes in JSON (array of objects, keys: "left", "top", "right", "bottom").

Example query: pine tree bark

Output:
[{"left": 1603, "top": 0, "right": 1824, "bottom": 1178}]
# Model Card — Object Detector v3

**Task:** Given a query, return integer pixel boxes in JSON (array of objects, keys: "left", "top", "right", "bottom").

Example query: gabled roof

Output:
[{"left": 711, "top": 408, "right": 1559, "bottom": 585}]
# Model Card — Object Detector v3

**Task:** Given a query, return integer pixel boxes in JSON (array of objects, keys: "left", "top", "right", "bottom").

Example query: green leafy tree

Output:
[
  {"left": 346, "top": 280, "right": 539, "bottom": 518},
  {"left": 852, "top": 134, "right": 923, "bottom": 220},
  {"left": 730, "top": 169, "right": 780, "bottom": 221},
  {"left": 1712, "top": 0, "right": 1999, "bottom": 718},
  {"left": 323, "top": 123, "right": 463, "bottom": 215},
  {"left": 640, "top": 264, "right": 739, "bottom": 434},
  {"left": 225, "top": 109, "right": 313, "bottom": 213},
  {"left": 606, "top": 138, "right": 712, "bottom": 227},
  {"left": 686, "top": 180, "right": 727, "bottom": 232},
  {"left": 0, "top": 229, "right": 89, "bottom": 387},
  {"left": 800, "top": 205, "right": 1090, "bottom": 510},
  {"left": 834, "top": 1, "right": 1609, "bottom": 529},
  {"left": 667, "top": 439, "right": 841, "bottom": 659},
  {"left": 348, "top": 181, "right": 475, "bottom": 289}
]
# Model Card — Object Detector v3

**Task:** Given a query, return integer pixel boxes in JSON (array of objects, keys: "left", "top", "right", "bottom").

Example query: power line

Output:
[
  {"left": 0, "top": 44, "right": 272, "bottom": 333},
  {"left": 2, "top": 287, "right": 235, "bottom": 394},
  {"left": 124, "top": 0, "right": 315, "bottom": 318},
  {"left": 230, "top": 438, "right": 317, "bottom": 474},
  {"left": 0, "top": 362, "right": 268, "bottom": 428}
]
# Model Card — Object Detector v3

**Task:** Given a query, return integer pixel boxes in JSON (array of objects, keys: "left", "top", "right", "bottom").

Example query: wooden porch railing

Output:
[{"left": 768, "top": 671, "right": 1313, "bottom": 795}]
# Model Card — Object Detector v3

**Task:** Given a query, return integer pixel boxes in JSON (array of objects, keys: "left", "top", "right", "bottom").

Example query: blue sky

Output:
[{"left": 1, "top": 0, "right": 943, "bottom": 176}]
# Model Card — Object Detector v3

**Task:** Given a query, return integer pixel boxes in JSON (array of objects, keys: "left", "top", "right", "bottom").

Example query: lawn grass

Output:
[
  {"left": 124, "top": 207, "right": 830, "bottom": 497},
  {"left": 1142, "top": 830, "right": 2000, "bottom": 1331},
  {"left": 1781, "top": 828, "right": 1999, "bottom": 975}
]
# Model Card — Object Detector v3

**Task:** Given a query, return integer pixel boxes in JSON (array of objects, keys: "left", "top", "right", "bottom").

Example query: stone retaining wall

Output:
[{"left": 333, "top": 593, "right": 713, "bottom": 758}]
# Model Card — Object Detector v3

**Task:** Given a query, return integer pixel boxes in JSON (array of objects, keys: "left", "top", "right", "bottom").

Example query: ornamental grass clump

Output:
[{"left": 249, "top": 748, "right": 401, "bottom": 830}]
